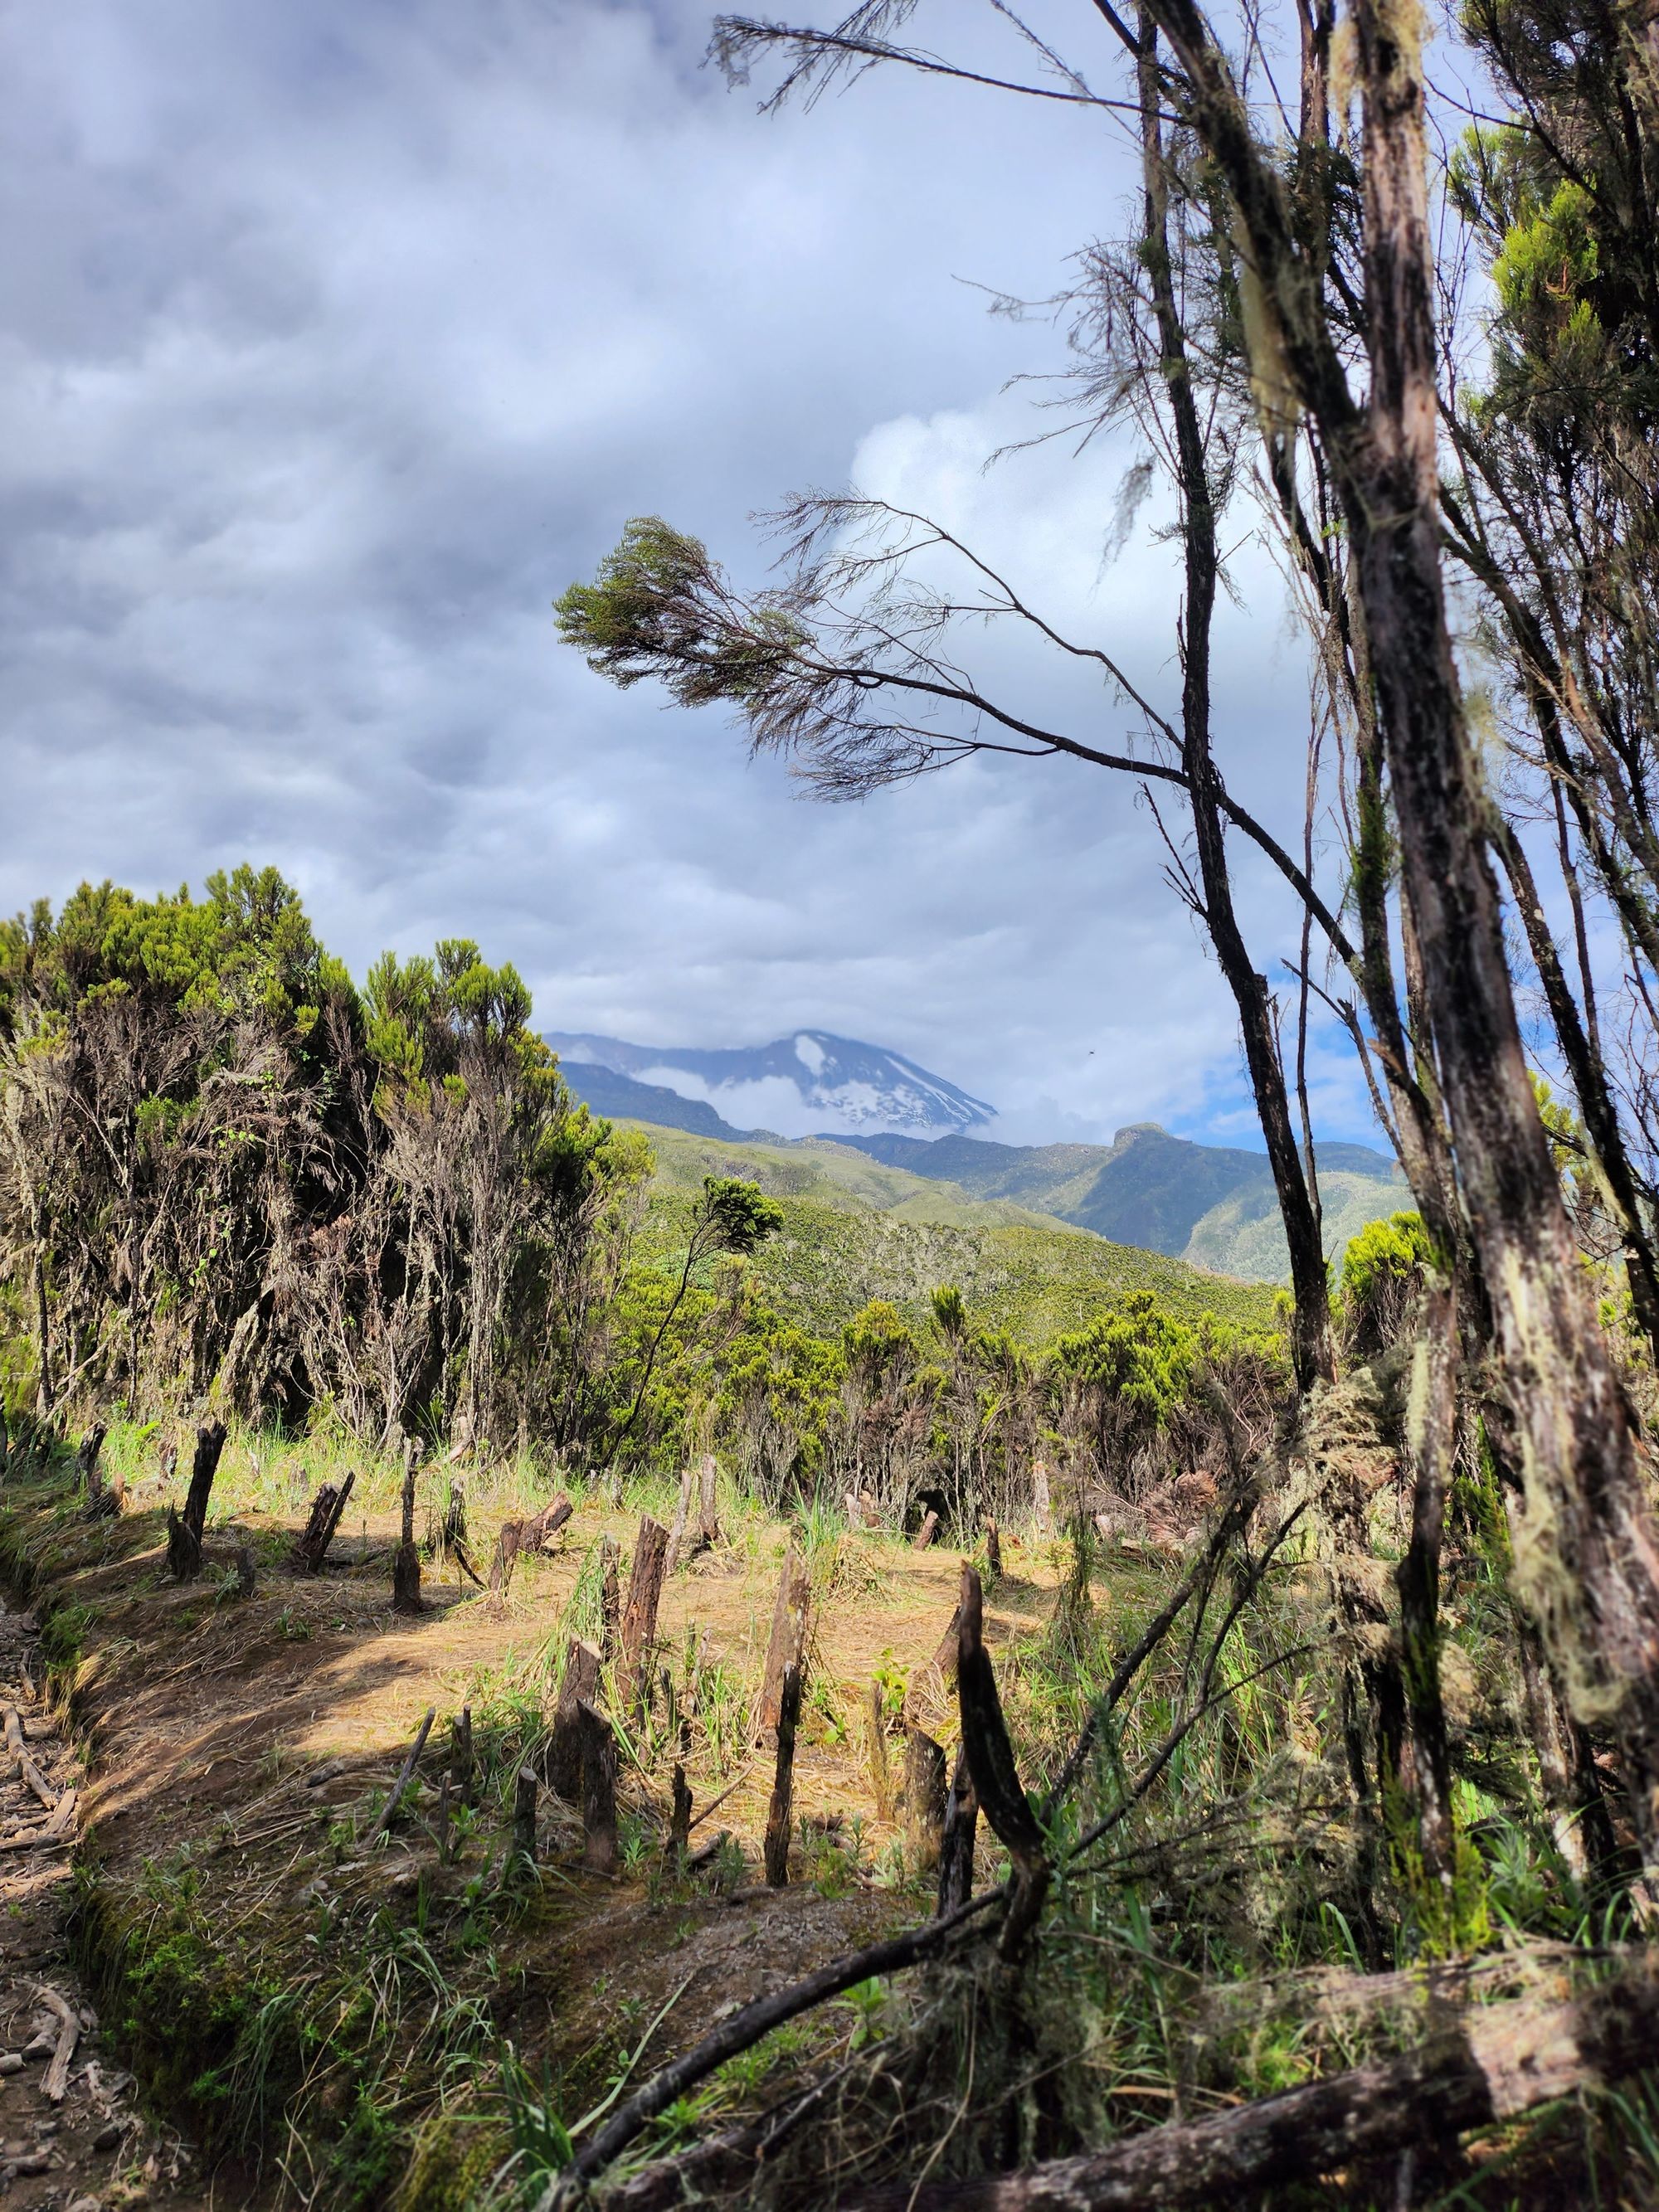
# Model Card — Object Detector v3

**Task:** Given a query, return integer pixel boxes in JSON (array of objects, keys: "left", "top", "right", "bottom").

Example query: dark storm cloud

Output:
[{"left": 0, "top": 0, "right": 1375, "bottom": 1145}]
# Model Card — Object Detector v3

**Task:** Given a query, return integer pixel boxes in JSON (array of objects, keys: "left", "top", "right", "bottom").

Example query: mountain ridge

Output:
[{"left": 548, "top": 1028, "right": 1408, "bottom": 1283}]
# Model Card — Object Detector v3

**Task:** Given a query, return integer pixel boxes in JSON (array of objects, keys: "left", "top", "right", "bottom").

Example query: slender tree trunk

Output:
[
  {"left": 1491, "top": 814, "right": 1659, "bottom": 1361},
  {"left": 1340, "top": 0, "right": 1659, "bottom": 1864},
  {"left": 1136, "top": 19, "right": 1335, "bottom": 1391}
]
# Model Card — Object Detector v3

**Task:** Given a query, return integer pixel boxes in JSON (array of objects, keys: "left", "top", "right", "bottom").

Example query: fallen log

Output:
[
  {"left": 839, "top": 1948, "right": 1659, "bottom": 2210},
  {"left": 538, "top": 1884, "right": 1005, "bottom": 2208},
  {"left": 34, "top": 1986, "right": 79, "bottom": 2104}
]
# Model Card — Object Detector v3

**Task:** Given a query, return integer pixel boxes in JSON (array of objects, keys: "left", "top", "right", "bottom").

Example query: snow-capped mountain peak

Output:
[{"left": 545, "top": 1028, "right": 995, "bottom": 1140}]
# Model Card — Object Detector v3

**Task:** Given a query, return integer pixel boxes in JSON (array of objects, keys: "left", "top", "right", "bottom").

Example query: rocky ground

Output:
[{"left": 0, "top": 1602, "right": 207, "bottom": 2212}]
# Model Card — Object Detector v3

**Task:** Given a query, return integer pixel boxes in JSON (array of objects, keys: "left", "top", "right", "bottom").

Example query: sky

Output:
[{"left": 0, "top": 0, "right": 1383, "bottom": 1151}]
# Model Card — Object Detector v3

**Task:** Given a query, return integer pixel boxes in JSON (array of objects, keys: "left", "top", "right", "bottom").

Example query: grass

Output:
[{"left": 6, "top": 1417, "right": 1657, "bottom": 2209}]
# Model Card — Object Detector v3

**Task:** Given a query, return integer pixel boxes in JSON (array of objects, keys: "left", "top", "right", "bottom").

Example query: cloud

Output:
[{"left": 0, "top": 0, "right": 1380, "bottom": 1148}]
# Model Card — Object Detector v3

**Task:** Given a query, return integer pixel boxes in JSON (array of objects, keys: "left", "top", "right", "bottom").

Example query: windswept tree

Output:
[{"left": 556, "top": 2, "right": 1659, "bottom": 1873}]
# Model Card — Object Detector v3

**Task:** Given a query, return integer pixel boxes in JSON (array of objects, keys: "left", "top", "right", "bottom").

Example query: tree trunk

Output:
[
  {"left": 1135, "top": 20, "right": 1334, "bottom": 1392},
  {"left": 843, "top": 1949, "right": 1659, "bottom": 2210},
  {"left": 1340, "top": 0, "right": 1659, "bottom": 1864}
]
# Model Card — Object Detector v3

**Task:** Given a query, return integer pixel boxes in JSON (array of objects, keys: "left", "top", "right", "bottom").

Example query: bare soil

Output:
[
  {"left": 0, "top": 1466, "right": 1088, "bottom": 2205},
  {"left": 0, "top": 1601, "right": 209, "bottom": 2212}
]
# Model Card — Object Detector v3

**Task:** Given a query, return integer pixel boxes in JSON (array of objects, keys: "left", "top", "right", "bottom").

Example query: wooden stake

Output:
[
  {"left": 984, "top": 1519, "right": 1004, "bottom": 1582},
  {"left": 392, "top": 1438, "right": 423, "bottom": 1613},
  {"left": 167, "top": 1422, "right": 227, "bottom": 1581},
  {"left": 379, "top": 1707, "right": 435, "bottom": 1832},
  {"left": 697, "top": 1452, "right": 721, "bottom": 1549},
  {"left": 912, "top": 1510, "right": 940, "bottom": 1552},
  {"left": 764, "top": 1663, "right": 801, "bottom": 1888},
  {"left": 293, "top": 1470, "right": 355, "bottom": 1573},
  {"left": 619, "top": 1516, "right": 669, "bottom": 1716},
  {"left": 599, "top": 1536, "right": 621, "bottom": 1664},
  {"left": 664, "top": 1462, "right": 696, "bottom": 1577},
  {"left": 580, "top": 1700, "right": 618, "bottom": 1876},
  {"left": 936, "top": 1743, "right": 978, "bottom": 1915},
  {"left": 667, "top": 1762, "right": 693, "bottom": 1865},
  {"left": 77, "top": 1424, "right": 110, "bottom": 1519},
  {"left": 548, "top": 1639, "right": 601, "bottom": 1801},
  {"left": 957, "top": 1564, "right": 1048, "bottom": 1958},
  {"left": 866, "top": 1680, "right": 893, "bottom": 1821},
  {"left": 513, "top": 1766, "right": 539, "bottom": 1864},
  {"left": 930, "top": 1605, "right": 963, "bottom": 1686},
  {"left": 450, "top": 1705, "right": 474, "bottom": 1805},
  {"left": 757, "top": 1544, "right": 811, "bottom": 1739},
  {"left": 902, "top": 1726, "right": 948, "bottom": 1869}
]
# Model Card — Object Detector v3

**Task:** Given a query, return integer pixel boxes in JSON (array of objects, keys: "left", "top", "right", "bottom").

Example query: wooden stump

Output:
[
  {"left": 513, "top": 1766, "right": 539, "bottom": 1865},
  {"left": 664, "top": 1463, "right": 696, "bottom": 1578},
  {"left": 930, "top": 1604, "right": 963, "bottom": 1688},
  {"left": 379, "top": 1708, "right": 435, "bottom": 1832},
  {"left": 984, "top": 1519, "right": 1004, "bottom": 1582},
  {"left": 667, "top": 1762, "right": 693, "bottom": 1866},
  {"left": 450, "top": 1705, "right": 474, "bottom": 1806},
  {"left": 392, "top": 1439, "right": 423, "bottom": 1614},
  {"left": 756, "top": 1544, "right": 811, "bottom": 1740},
  {"left": 547, "top": 1639, "right": 601, "bottom": 1801},
  {"left": 957, "top": 1563, "right": 1048, "bottom": 1958},
  {"left": 489, "top": 1519, "right": 523, "bottom": 1597},
  {"left": 1032, "top": 1459, "right": 1052, "bottom": 1536},
  {"left": 764, "top": 1663, "right": 802, "bottom": 1888},
  {"left": 619, "top": 1516, "right": 670, "bottom": 1717},
  {"left": 866, "top": 1680, "right": 894, "bottom": 1821},
  {"left": 495, "top": 1496, "right": 574, "bottom": 1590},
  {"left": 696, "top": 1452, "right": 721, "bottom": 1549},
  {"left": 292, "top": 1470, "right": 355, "bottom": 1573},
  {"left": 77, "top": 1424, "right": 111, "bottom": 1519},
  {"left": 599, "top": 1536, "right": 621, "bottom": 1665},
  {"left": 902, "top": 1725, "right": 948, "bottom": 1869},
  {"left": 166, "top": 1422, "right": 227, "bottom": 1581},
  {"left": 937, "top": 1743, "right": 979, "bottom": 1915},
  {"left": 912, "top": 1510, "right": 940, "bottom": 1552},
  {"left": 579, "top": 1700, "right": 618, "bottom": 1876}
]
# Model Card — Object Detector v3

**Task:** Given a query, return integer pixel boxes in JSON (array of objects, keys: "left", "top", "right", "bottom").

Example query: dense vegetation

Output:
[
  {"left": 8, "top": 0, "right": 1659, "bottom": 2200},
  {"left": 0, "top": 870, "right": 1280, "bottom": 1526}
]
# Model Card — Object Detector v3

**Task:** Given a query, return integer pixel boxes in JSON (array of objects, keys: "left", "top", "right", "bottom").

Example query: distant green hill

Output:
[
  {"left": 630, "top": 1123, "right": 1280, "bottom": 1343},
  {"left": 839, "top": 1125, "right": 1407, "bottom": 1283},
  {"left": 552, "top": 1051, "right": 1410, "bottom": 1286}
]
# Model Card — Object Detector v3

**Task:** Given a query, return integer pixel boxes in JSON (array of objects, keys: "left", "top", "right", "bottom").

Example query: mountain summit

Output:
[{"left": 544, "top": 1029, "right": 995, "bottom": 1141}]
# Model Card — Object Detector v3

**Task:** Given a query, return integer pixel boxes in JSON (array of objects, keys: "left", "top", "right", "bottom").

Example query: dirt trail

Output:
[{"left": 0, "top": 1602, "right": 207, "bottom": 2212}]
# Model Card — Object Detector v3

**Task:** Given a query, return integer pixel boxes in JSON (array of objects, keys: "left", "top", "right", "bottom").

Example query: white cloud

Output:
[{"left": 0, "top": 0, "right": 1380, "bottom": 1149}]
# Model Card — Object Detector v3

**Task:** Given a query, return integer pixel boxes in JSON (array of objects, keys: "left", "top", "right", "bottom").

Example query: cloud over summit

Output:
[{"left": 0, "top": 0, "right": 1364, "bottom": 1147}]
